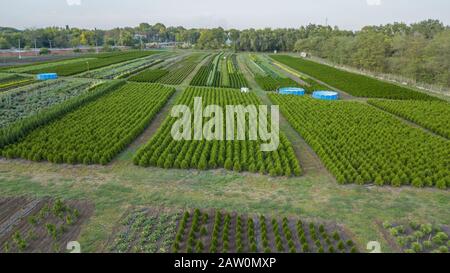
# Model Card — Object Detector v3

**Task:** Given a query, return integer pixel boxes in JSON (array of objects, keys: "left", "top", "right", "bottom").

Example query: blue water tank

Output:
[
  {"left": 312, "top": 91, "right": 339, "bottom": 100},
  {"left": 279, "top": 87, "right": 305, "bottom": 96},
  {"left": 36, "top": 73, "right": 58, "bottom": 80}
]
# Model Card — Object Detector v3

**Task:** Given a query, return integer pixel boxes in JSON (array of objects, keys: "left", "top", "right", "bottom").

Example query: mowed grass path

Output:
[{"left": 0, "top": 158, "right": 448, "bottom": 253}]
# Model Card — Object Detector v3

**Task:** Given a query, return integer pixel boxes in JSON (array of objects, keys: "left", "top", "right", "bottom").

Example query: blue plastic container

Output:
[
  {"left": 312, "top": 91, "right": 339, "bottom": 100},
  {"left": 279, "top": 87, "right": 305, "bottom": 96},
  {"left": 36, "top": 73, "right": 58, "bottom": 80}
]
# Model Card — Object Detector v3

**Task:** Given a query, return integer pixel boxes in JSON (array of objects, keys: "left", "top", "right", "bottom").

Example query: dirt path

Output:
[
  {"left": 238, "top": 53, "right": 330, "bottom": 176},
  {"left": 256, "top": 89, "right": 331, "bottom": 176},
  {"left": 113, "top": 87, "right": 183, "bottom": 163},
  {"left": 363, "top": 101, "right": 447, "bottom": 140}
]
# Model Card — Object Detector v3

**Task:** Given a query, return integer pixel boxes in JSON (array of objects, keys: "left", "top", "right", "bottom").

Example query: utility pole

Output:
[
  {"left": 95, "top": 28, "right": 99, "bottom": 54},
  {"left": 18, "top": 38, "right": 22, "bottom": 59},
  {"left": 34, "top": 39, "right": 38, "bottom": 56},
  {"left": 48, "top": 39, "right": 52, "bottom": 49}
]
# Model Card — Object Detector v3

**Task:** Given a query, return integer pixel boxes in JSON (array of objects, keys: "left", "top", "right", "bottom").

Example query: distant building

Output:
[
  {"left": 300, "top": 52, "right": 308, "bottom": 58},
  {"left": 134, "top": 34, "right": 146, "bottom": 40},
  {"left": 145, "top": 41, "right": 186, "bottom": 49}
]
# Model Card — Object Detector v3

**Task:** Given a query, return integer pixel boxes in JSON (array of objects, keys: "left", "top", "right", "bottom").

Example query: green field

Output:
[
  {"left": 368, "top": 99, "right": 450, "bottom": 139},
  {"left": 0, "top": 50, "right": 448, "bottom": 254},
  {"left": 269, "top": 94, "right": 449, "bottom": 189},
  {"left": 134, "top": 86, "right": 301, "bottom": 176},
  {"left": 16, "top": 51, "right": 159, "bottom": 76},
  {"left": 190, "top": 53, "right": 248, "bottom": 88},
  {"left": 271, "top": 55, "right": 437, "bottom": 100},
  {"left": 1, "top": 82, "right": 174, "bottom": 164}
]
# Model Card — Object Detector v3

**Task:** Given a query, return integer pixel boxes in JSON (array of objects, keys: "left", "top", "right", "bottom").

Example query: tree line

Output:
[{"left": 0, "top": 19, "right": 448, "bottom": 86}]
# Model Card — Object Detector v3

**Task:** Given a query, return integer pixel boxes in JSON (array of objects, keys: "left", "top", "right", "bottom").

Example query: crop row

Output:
[
  {"left": 4, "top": 57, "right": 96, "bottom": 74},
  {"left": 255, "top": 75, "right": 300, "bottom": 91},
  {"left": 109, "top": 209, "right": 179, "bottom": 253},
  {"left": 77, "top": 53, "right": 167, "bottom": 79},
  {"left": 190, "top": 63, "right": 212, "bottom": 86},
  {"left": 0, "top": 78, "right": 94, "bottom": 129},
  {"left": 227, "top": 55, "right": 248, "bottom": 88},
  {"left": 0, "top": 198, "right": 91, "bottom": 253},
  {"left": 0, "top": 82, "right": 175, "bottom": 164},
  {"left": 368, "top": 99, "right": 450, "bottom": 139},
  {"left": 247, "top": 55, "right": 303, "bottom": 91},
  {"left": 24, "top": 51, "right": 159, "bottom": 76},
  {"left": 173, "top": 209, "right": 357, "bottom": 253},
  {"left": 269, "top": 94, "right": 449, "bottom": 189},
  {"left": 134, "top": 86, "right": 301, "bottom": 176},
  {"left": 0, "top": 74, "right": 35, "bottom": 92},
  {"left": 0, "top": 80, "right": 122, "bottom": 149},
  {"left": 249, "top": 54, "right": 282, "bottom": 78},
  {"left": 129, "top": 69, "right": 169, "bottom": 82},
  {"left": 190, "top": 53, "right": 248, "bottom": 89},
  {"left": 382, "top": 221, "right": 449, "bottom": 253},
  {"left": 157, "top": 53, "right": 206, "bottom": 85},
  {"left": 271, "top": 55, "right": 437, "bottom": 100},
  {"left": 129, "top": 53, "right": 205, "bottom": 85}
]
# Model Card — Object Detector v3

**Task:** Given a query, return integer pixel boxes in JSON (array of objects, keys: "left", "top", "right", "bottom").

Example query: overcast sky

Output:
[{"left": 1, "top": 0, "right": 449, "bottom": 30}]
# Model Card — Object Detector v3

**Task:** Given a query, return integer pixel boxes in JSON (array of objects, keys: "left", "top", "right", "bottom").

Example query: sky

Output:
[{"left": 0, "top": 0, "right": 449, "bottom": 30}]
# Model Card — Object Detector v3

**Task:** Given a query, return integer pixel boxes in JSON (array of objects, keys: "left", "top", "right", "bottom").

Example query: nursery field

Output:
[
  {"left": 76, "top": 53, "right": 169, "bottom": 80},
  {"left": 106, "top": 208, "right": 357, "bottom": 253},
  {"left": 0, "top": 78, "right": 95, "bottom": 129},
  {"left": 129, "top": 53, "right": 205, "bottom": 85},
  {"left": 157, "top": 53, "right": 206, "bottom": 85},
  {"left": 2, "top": 57, "right": 97, "bottom": 73},
  {"left": 190, "top": 53, "right": 248, "bottom": 89},
  {"left": 0, "top": 197, "right": 93, "bottom": 253},
  {"left": 107, "top": 207, "right": 180, "bottom": 253},
  {"left": 16, "top": 51, "right": 159, "bottom": 76},
  {"left": 134, "top": 86, "right": 301, "bottom": 177},
  {"left": 381, "top": 221, "right": 449, "bottom": 253},
  {"left": 368, "top": 99, "right": 450, "bottom": 139},
  {"left": 247, "top": 54, "right": 301, "bottom": 91},
  {"left": 271, "top": 55, "right": 437, "bottom": 100},
  {"left": 269, "top": 94, "right": 449, "bottom": 189},
  {"left": 0, "top": 74, "right": 35, "bottom": 92},
  {"left": 0, "top": 80, "right": 122, "bottom": 149},
  {"left": 172, "top": 208, "right": 357, "bottom": 253},
  {"left": 0, "top": 50, "right": 448, "bottom": 255},
  {"left": 0, "top": 82, "right": 175, "bottom": 164}
]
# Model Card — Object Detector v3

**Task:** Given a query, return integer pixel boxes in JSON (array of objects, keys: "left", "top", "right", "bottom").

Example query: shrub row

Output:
[
  {"left": 368, "top": 99, "right": 450, "bottom": 139},
  {"left": 171, "top": 209, "right": 357, "bottom": 253},
  {"left": 1, "top": 82, "right": 174, "bottom": 164},
  {"left": 271, "top": 55, "right": 437, "bottom": 100},
  {"left": 134, "top": 86, "right": 302, "bottom": 177},
  {"left": 269, "top": 94, "right": 450, "bottom": 189},
  {"left": 27, "top": 51, "right": 158, "bottom": 76},
  {"left": 0, "top": 80, "right": 124, "bottom": 149}
]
